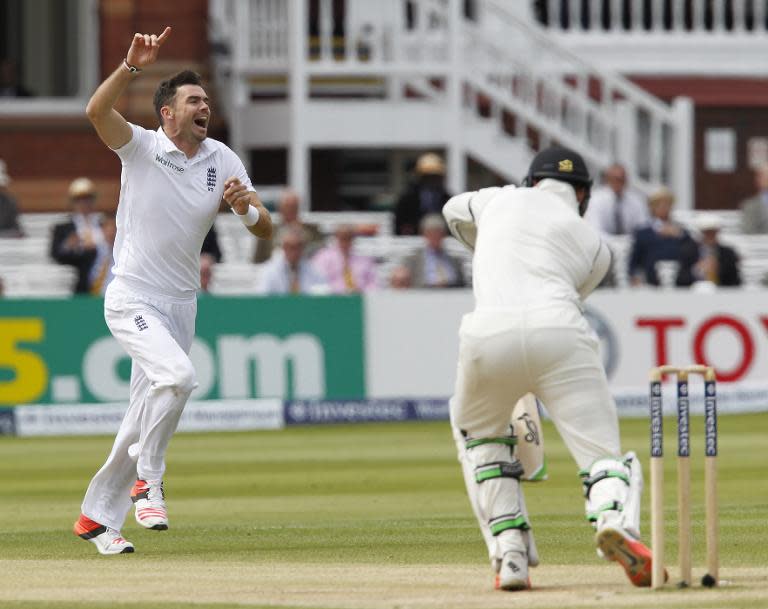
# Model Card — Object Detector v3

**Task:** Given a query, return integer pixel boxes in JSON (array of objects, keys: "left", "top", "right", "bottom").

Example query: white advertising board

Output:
[
  {"left": 14, "top": 399, "right": 284, "bottom": 437},
  {"left": 365, "top": 290, "right": 768, "bottom": 414}
]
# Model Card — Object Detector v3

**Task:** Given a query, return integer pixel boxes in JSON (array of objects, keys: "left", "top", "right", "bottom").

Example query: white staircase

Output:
[
  {"left": 462, "top": 116, "right": 531, "bottom": 182},
  {"left": 209, "top": 0, "right": 693, "bottom": 207}
]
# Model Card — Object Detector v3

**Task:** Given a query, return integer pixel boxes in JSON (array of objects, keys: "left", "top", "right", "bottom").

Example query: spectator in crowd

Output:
[
  {"left": 0, "top": 59, "right": 33, "bottom": 97},
  {"left": 199, "top": 252, "right": 215, "bottom": 294},
  {"left": 677, "top": 213, "right": 741, "bottom": 287},
  {"left": 585, "top": 163, "right": 649, "bottom": 236},
  {"left": 394, "top": 152, "right": 452, "bottom": 235},
  {"left": 628, "top": 186, "right": 695, "bottom": 286},
  {"left": 0, "top": 160, "right": 24, "bottom": 237},
  {"left": 89, "top": 212, "right": 117, "bottom": 295},
  {"left": 253, "top": 189, "right": 323, "bottom": 263},
  {"left": 739, "top": 163, "right": 768, "bottom": 234},
  {"left": 312, "top": 224, "right": 377, "bottom": 293},
  {"left": 388, "top": 264, "right": 412, "bottom": 289},
  {"left": 50, "top": 177, "right": 104, "bottom": 294},
  {"left": 404, "top": 213, "right": 466, "bottom": 288},
  {"left": 259, "top": 226, "right": 328, "bottom": 294}
]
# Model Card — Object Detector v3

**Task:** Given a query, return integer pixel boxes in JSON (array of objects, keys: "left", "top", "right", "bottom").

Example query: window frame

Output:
[{"left": 0, "top": 0, "right": 99, "bottom": 117}]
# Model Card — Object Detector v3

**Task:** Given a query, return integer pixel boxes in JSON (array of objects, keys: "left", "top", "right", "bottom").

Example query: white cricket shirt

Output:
[
  {"left": 443, "top": 179, "right": 611, "bottom": 318},
  {"left": 111, "top": 124, "right": 254, "bottom": 300}
]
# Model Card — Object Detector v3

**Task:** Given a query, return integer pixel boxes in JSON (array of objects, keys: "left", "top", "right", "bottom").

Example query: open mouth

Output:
[{"left": 194, "top": 117, "right": 208, "bottom": 128}]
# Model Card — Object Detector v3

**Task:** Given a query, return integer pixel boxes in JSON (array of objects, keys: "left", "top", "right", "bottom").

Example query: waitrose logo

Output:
[{"left": 155, "top": 154, "right": 185, "bottom": 173}]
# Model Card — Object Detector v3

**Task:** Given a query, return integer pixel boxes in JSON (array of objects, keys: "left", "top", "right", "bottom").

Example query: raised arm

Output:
[{"left": 85, "top": 27, "right": 172, "bottom": 149}]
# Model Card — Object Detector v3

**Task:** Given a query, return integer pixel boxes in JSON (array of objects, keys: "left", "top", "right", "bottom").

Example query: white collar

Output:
[
  {"left": 535, "top": 178, "right": 580, "bottom": 213},
  {"left": 156, "top": 127, "right": 211, "bottom": 160}
]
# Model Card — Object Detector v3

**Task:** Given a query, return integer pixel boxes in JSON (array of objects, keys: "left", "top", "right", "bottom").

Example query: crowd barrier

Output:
[{"left": 1, "top": 291, "right": 767, "bottom": 436}]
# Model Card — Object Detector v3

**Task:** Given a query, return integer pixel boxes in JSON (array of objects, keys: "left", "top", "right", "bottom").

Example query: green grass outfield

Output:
[{"left": 0, "top": 414, "right": 766, "bottom": 609}]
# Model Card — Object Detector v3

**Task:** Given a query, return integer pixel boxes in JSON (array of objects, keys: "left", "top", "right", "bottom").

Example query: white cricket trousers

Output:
[
  {"left": 451, "top": 307, "right": 621, "bottom": 469},
  {"left": 81, "top": 278, "right": 197, "bottom": 531}
]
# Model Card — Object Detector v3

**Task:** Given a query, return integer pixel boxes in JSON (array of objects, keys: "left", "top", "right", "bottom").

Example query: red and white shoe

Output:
[
  {"left": 596, "top": 526, "right": 666, "bottom": 587},
  {"left": 73, "top": 514, "right": 134, "bottom": 555},
  {"left": 131, "top": 479, "right": 169, "bottom": 530}
]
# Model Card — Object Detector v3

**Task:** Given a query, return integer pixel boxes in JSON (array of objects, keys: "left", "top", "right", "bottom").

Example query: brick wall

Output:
[
  {"left": 694, "top": 107, "right": 768, "bottom": 212},
  {"left": 632, "top": 77, "right": 768, "bottom": 210},
  {"left": 0, "top": 0, "right": 212, "bottom": 212}
]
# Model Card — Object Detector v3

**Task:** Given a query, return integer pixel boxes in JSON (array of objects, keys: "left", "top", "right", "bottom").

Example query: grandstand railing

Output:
[
  {"left": 536, "top": 0, "right": 768, "bottom": 34},
  {"left": 208, "top": 0, "right": 693, "bottom": 208},
  {"left": 533, "top": 0, "right": 768, "bottom": 76}
]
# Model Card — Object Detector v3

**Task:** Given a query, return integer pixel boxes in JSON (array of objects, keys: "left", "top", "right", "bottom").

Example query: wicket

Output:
[{"left": 648, "top": 364, "right": 718, "bottom": 590}]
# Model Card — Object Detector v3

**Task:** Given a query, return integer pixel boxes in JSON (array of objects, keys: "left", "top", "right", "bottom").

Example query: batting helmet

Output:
[{"left": 522, "top": 146, "right": 593, "bottom": 215}]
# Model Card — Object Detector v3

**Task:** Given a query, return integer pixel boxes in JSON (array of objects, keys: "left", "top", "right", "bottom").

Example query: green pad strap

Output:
[
  {"left": 586, "top": 501, "right": 623, "bottom": 523},
  {"left": 582, "top": 470, "right": 630, "bottom": 498},
  {"left": 474, "top": 460, "right": 524, "bottom": 483},
  {"left": 476, "top": 465, "right": 503, "bottom": 482},
  {"left": 465, "top": 437, "right": 517, "bottom": 450},
  {"left": 489, "top": 514, "right": 530, "bottom": 535},
  {"left": 579, "top": 454, "right": 634, "bottom": 479}
]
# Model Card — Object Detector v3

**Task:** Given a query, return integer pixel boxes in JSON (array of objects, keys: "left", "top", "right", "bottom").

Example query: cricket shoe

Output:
[
  {"left": 131, "top": 479, "right": 169, "bottom": 530},
  {"left": 73, "top": 514, "right": 134, "bottom": 555},
  {"left": 596, "top": 526, "right": 666, "bottom": 587},
  {"left": 494, "top": 550, "right": 531, "bottom": 591}
]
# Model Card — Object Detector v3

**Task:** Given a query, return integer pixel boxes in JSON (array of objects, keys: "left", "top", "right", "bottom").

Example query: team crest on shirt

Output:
[{"left": 206, "top": 166, "right": 217, "bottom": 191}]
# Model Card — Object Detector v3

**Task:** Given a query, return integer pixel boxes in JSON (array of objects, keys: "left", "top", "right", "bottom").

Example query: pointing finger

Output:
[{"left": 157, "top": 26, "right": 172, "bottom": 44}]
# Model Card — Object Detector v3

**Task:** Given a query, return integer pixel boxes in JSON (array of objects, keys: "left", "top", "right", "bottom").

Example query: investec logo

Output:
[
  {"left": 155, "top": 154, "right": 185, "bottom": 173},
  {"left": 83, "top": 333, "right": 325, "bottom": 400}
]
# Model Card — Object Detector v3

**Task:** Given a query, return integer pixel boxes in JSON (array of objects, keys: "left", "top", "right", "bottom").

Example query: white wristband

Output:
[{"left": 233, "top": 205, "right": 260, "bottom": 227}]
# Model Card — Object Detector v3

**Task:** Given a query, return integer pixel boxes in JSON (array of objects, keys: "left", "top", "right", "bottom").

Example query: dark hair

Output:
[{"left": 153, "top": 70, "right": 203, "bottom": 125}]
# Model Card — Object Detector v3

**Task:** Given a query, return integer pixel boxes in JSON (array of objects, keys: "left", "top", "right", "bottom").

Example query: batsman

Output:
[{"left": 443, "top": 147, "right": 653, "bottom": 590}]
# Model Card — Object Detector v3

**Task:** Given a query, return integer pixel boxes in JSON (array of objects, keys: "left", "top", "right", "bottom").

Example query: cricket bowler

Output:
[{"left": 72, "top": 26, "right": 272, "bottom": 554}]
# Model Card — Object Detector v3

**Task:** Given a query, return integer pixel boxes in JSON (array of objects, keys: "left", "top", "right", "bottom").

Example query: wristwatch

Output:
[{"left": 123, "top": 58, "right": 142, "bottom": 73}]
